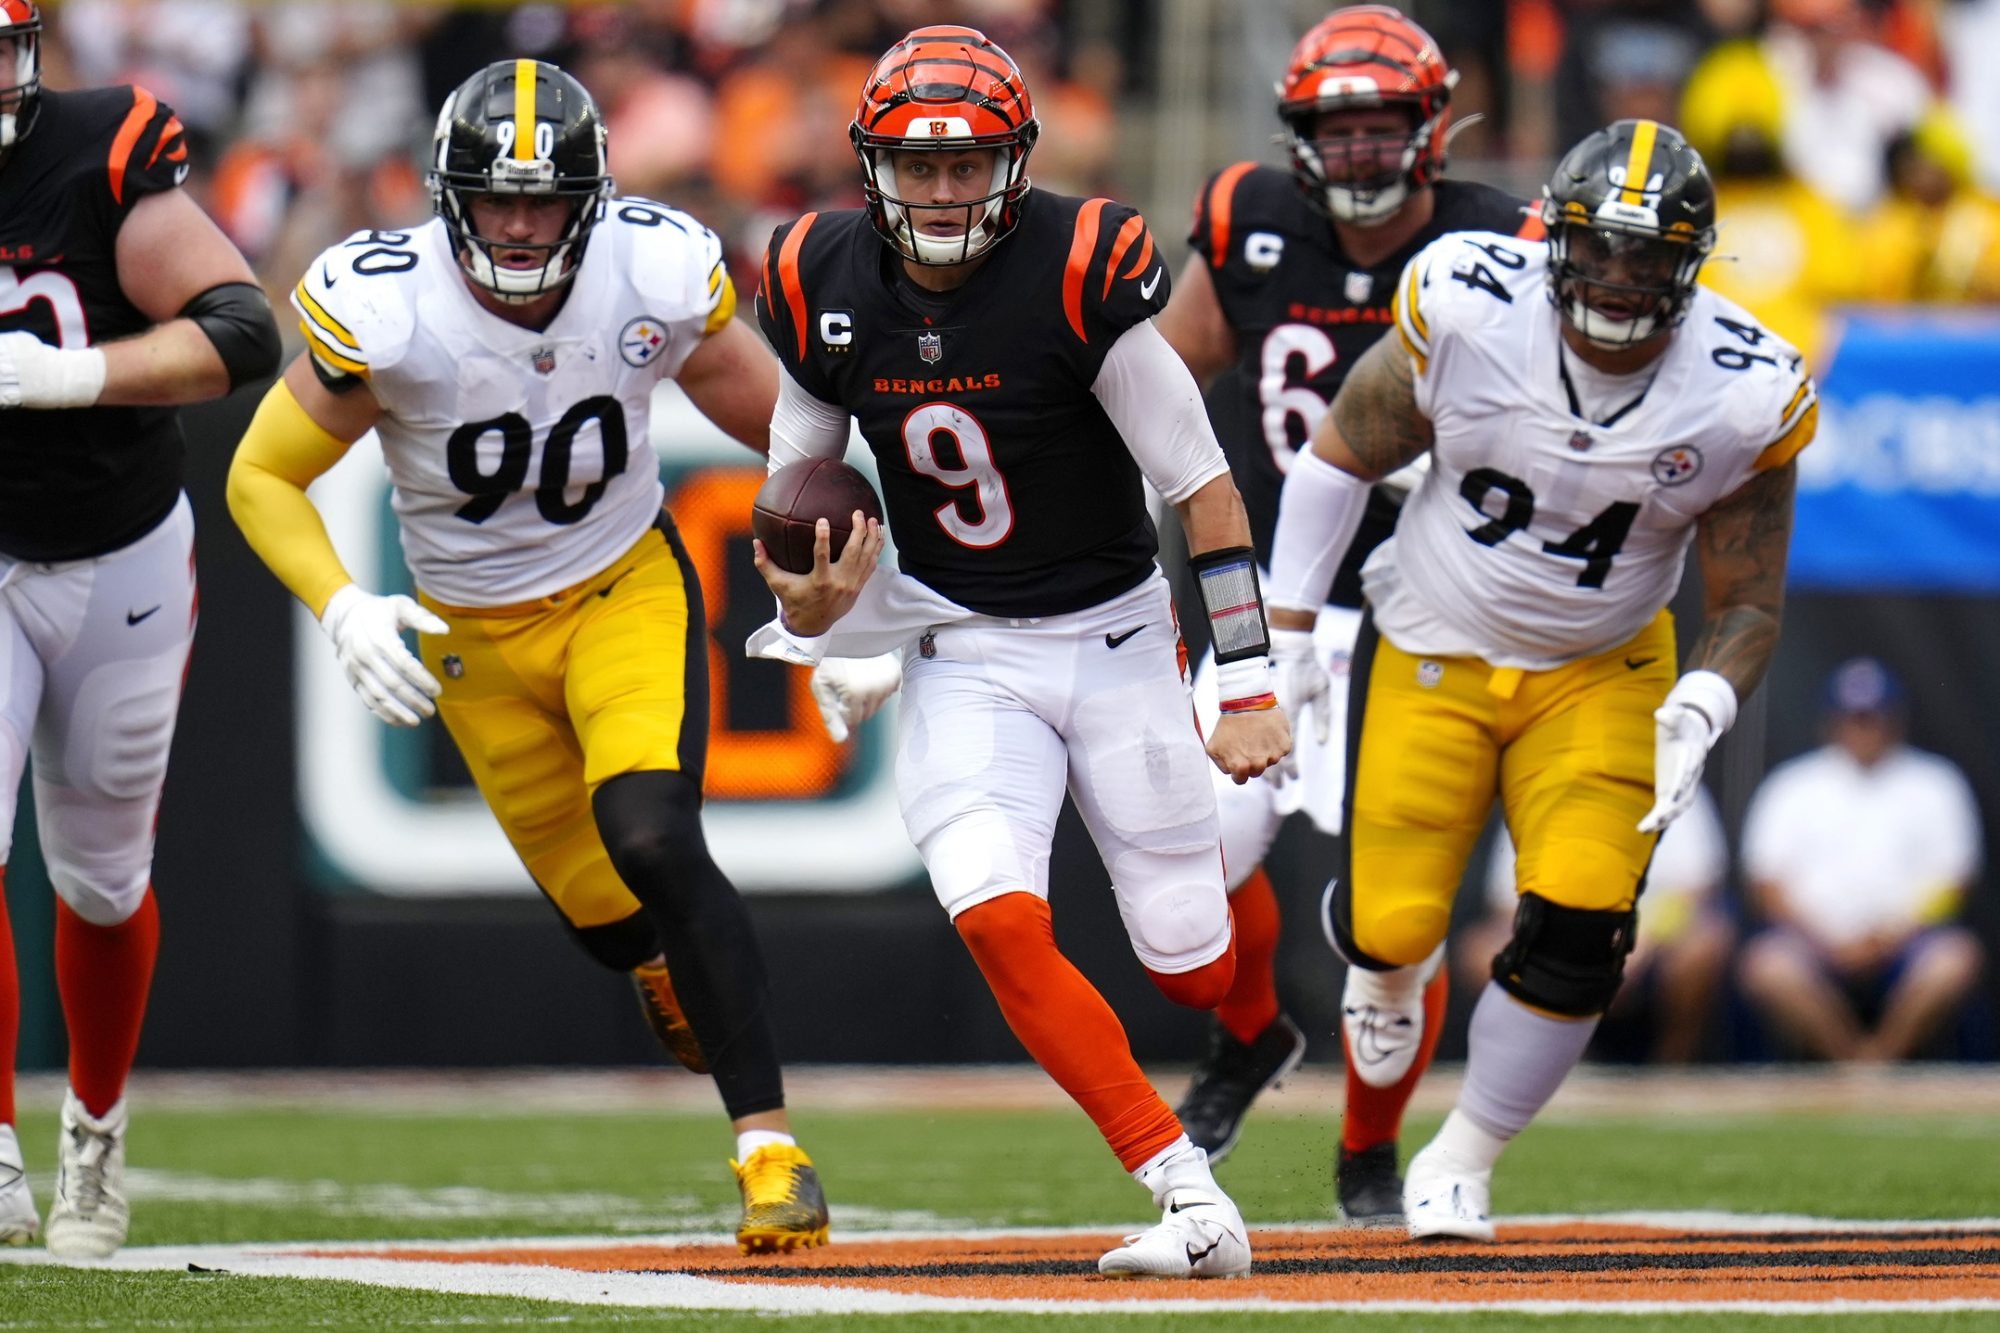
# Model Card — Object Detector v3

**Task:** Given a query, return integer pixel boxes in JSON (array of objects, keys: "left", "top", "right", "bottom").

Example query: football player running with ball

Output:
[
  {"left": 1267, "top": 120, "right": 1814, "bottom": 1240},
  {"left": 0, "top": 0, "right": 281, "bottom": 1258},
  {"left": 227, "top": 61, "right": 830, "bottom": 1254},
  {"left": 1154, "top": 5, "right": 1543, "bottom": 1215},
  {"left": 750, "top": 27, "right": 1289, "bottom": 1278}
]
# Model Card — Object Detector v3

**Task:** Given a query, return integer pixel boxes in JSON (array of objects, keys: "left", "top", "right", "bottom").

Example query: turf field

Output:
[{"left": 1, "top": 1066, "right": 1995, "bottom": 1330}]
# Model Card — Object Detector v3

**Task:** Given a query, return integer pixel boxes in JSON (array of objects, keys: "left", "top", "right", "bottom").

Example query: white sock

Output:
[
  {"left": 1132, "top": 1134, "right": 1216, "bottom": 1203},
  {"left": 1345, "top": 943, "right": 1445, "bottom": 1005},
  {"left": 735, "top": 1130, "right": 796, "bottom": 1161},
  {"left": 1431, "top": 1108, "right": 1509, "bottom": 1174}
]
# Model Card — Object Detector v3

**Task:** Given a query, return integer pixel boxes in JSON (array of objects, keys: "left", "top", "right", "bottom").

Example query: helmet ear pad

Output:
[{"left": 429, "top": 60, "right": 614, "bottom": 302}]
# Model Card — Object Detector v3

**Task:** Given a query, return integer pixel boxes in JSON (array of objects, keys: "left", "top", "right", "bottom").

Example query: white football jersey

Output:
[
  {"left": 291, "top": 200, "right": 733, "bottom": 606},
  {"left": 1366, "top": 230, "right": 1818, "bottom": 669}
]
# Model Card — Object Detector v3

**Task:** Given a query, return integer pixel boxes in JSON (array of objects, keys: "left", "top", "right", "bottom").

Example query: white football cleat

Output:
[
  {"left": 0, "top": 1124, "right": 37, "bottom": 1246},
  {"left": 1098, "top": 1185, "right": 1252, "bottom": 1278},
  {"left": 1340, "top": 944, "right": 1444, "bottom": 1089},
  {"left": 44, "top": 1091, "right": 129, "bottom": 1260},
  {"left": 1402, "top": 1139, "right": 1495, "bottom": 1242}
]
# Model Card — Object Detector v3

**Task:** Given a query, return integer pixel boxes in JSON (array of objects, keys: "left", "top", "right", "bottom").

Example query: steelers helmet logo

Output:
[{"left": 620, "top": 316, "right": 669, "bottom": 367}]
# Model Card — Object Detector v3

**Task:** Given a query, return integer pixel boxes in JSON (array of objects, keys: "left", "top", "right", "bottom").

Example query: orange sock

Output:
[
  {"left": 1341, "top": 963, "right": 1448, "bottom": 1154},
  {"left": 1214, "top": 867, "right": 1281, "bottom": 1042},
  {"left": 0, "top": 869, "right": 16, "bottom": 1126},
  {"left": 56, "top": 887, "right": 160, "bottom": 1118},
  {"left": 956, "top": 894, "right": 1184, "bottom": 1171}
]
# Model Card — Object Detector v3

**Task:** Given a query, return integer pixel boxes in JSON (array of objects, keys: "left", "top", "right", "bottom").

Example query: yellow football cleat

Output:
[
  {"left": 731, "top": 1143, "right": 830, "bottom": 1255},
  {"left": 631, "top": 963, "right": 709, "bottom": 1074}
]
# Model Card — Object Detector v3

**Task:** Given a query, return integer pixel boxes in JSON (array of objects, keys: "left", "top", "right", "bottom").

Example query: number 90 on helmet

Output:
[
  {"left": 850, "top": 25, "right": 1039, "bottom": 267},
  {"left": 430, "top": 59, "right": 614, "bottom": 303},
  {"left": 1541, "top": 119, "right": 1717, "bottom": 349}
]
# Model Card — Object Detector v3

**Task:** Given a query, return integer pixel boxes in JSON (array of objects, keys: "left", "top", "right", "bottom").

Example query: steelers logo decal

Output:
[
  {"left": 620, "top": 317, "right": 670, "bottom": 367},
  {"left": 1651, "top": 445, "right": 1703, "bottom": 486}
]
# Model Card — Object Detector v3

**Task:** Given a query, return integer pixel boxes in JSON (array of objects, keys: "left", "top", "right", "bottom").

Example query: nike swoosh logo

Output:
[
  {"left": 321, "top": 263, "right": 338, "bottom": 288},
  {"left": 1345, "top": 1004, "right": 1411, "bottom": 1067},
  {"left": 1105, "top": 624, "right": 1146, "bottom": 650},
  {"left": 126, "top": 606, "right": 160, "bottom": 626},
  {"left": 1185, "top": 1236, "right": 1222, "bottom": 1266},
  {"left": 1139, "top": 267, "right": 1163, "bottom": 301},
  {"left": 1624, "top": 656, "right": 1658, "bottom": 670},
  {"left": 1167, "top": 1199, "right": 1211, "bottom": 1215}
]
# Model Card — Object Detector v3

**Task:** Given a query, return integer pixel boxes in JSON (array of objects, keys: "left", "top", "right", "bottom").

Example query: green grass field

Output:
[{"left": 1, "top": 1073, "right": 1996, "bottom": 1330}]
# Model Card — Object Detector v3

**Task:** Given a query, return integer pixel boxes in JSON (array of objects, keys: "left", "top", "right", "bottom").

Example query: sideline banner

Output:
[{"left": 1791, "top": 310, "right": 2000, "bottom": 592}]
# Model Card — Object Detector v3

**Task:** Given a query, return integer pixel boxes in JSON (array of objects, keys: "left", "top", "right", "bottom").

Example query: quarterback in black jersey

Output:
[
  {"left": 750, "top": 26, "right": 1286, "bottom": 1280},
  {"left": 0, "top": 0, "right": 279, "bottom": 1261},
  {"left": 1152, "top": 5, "right": 1538, "bottom": 1220}
]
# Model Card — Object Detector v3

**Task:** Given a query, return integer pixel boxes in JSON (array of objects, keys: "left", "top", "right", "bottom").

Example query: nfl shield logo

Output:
[
  {"left": 917, "top": 331, "right": 943, "bottom": 364},
  {"left": 1344, "top": 271, "right": 1374, "bottom": 304},
  {"left": 1568, "top": 429, "right": 1593, "bottom": 452},
  {"left": 531, "top": 346, "right": 556, "bottom": 375}
]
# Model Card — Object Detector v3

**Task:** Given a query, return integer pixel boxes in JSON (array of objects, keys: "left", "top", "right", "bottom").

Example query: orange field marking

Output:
[{"left": 313, "top": 1220, "right": 2000, "bottom": 1306}]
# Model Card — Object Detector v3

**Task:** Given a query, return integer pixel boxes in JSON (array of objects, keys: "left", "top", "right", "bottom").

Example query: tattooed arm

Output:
[
  {"left": 1310, "top": 331, "right": 1436, "bottom": 480},
  {"left": 1266, "top": 333, "right": 1434, "bottom": 628},
  {"left": 1686, "top": 459, "right": 1797, "bottom": 700}
]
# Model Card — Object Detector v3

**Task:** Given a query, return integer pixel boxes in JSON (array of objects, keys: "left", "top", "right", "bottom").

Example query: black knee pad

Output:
[
  {"left": 1491, "top": 892, "right": 1637, "bottom": 1017},
  {"left": 563, "top": 909, "right": 660, "bottom": 974}
]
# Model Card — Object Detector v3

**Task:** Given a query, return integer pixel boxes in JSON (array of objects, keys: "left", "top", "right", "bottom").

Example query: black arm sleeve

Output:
[{"left": 179, "top": 282, "right": 282, "bottom": 391}]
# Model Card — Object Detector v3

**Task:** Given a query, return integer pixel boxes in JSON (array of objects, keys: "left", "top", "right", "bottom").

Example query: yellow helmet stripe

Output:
[
  {"left": 513, "top": 58, "right": 537, "bottom": 160},
  {"left": 1619, "top": 119, "right": 1659, "bottom": 206}
]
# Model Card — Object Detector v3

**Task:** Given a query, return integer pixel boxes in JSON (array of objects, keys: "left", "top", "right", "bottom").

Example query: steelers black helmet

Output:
[
  {"left": 1540, "top": 120, "right": 1716, "bottom": 348},
  {"left": 429, "top": 60, "right": 612, "bottom": 302}
]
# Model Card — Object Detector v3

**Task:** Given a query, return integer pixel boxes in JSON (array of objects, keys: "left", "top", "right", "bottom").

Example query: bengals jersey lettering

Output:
[
  {"left": 1370, "top": 230, "right": 1818, "bottom": 669},
  {"left": 0, "top": 86, "right": 191, "bottom": 561},
  {"left": 292, "top": 199, "right": 731, "bottom": 606},
  {"left": 1189, "top": 167, "right": 1538, "bottom": 602},
  {"left": 757, "top": 190, "right": 1170, "bottom": 618}
]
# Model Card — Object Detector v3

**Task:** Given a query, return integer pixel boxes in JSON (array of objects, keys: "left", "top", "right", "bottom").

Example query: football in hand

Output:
[{"left": 751, "top": 458, "right": 885, "bottom": 575}]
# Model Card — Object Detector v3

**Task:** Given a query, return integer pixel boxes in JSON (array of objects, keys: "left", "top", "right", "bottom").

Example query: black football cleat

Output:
[
  {"left": 1175, "top": 1013, "right": 1308, "bottom": 1164},
  {"left": 1337, "top": 1141, "right": 1405, "bottom": 1226}
]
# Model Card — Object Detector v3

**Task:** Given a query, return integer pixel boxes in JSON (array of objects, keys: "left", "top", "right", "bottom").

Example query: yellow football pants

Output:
[
  {"left": 416, "top": 518, "right": 706, "bottom": 932},
  {"left": 1338, "top": 610, "right": 1676, "bottom": 968}
]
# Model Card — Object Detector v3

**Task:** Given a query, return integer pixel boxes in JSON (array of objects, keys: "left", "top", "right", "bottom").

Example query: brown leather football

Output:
[{"left": 751, "top": 458, "right": 884, "bottom": 575}]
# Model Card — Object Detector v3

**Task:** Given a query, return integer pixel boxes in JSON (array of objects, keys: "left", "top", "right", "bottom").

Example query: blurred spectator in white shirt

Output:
[
  {"left": 1738, "top": 658, "right": 1986, "bottom": 1062},
  {"left": 1764, "top": 0, "right": 1933, "bottom": 211},
  {"left": 1461, "top": 787, "right": 1734, "bottom": 1064}
]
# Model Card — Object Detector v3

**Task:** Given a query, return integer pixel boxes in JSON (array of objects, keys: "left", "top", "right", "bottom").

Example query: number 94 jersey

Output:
[
  {"left": 290, "top": 199, "right": 732, "bottom": 607},
  {"left": 1370, "top": 229, "right": 1818, "bottom": 670}
]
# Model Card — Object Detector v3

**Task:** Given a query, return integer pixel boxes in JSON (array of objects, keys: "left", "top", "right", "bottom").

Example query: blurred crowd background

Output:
[{"left": 37, "top": 0, "right": 2000, "bottom": 371}]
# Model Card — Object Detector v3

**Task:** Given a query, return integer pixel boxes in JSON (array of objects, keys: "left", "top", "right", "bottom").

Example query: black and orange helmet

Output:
[
  {"left": 1276, "top": 6, "right": 1455, "bottom": 223},
  {"left": 850, "top": 26, "right": 1039, "bottom": 266},
  {"left": 0, "top": 0, "right": 41, "bottom": 149}
]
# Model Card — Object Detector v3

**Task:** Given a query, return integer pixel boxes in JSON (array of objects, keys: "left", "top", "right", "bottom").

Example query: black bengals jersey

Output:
[
  {"left": 1189, "top": 167, "right": 1537, "bottom": 605},
  {"left": 0, "top": 86, "right": 192, "bottom": 561},
  {"left": 757, "top": 189, "right": 1172, "bottom": 618}
]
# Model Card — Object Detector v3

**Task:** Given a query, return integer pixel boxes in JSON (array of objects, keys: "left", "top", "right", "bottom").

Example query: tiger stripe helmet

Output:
[
  {"left": 1276, "top": 5, "right": 1455, "bottom": 223},
  {"left": 0, "top": 0, "right": 41, "bottom": 149},
  {"left": 1541, "top": 119, "right": 1717, "bottom": 348},
  {"left": 850, "top": 25, "right": 1039, "bottom": 266}
]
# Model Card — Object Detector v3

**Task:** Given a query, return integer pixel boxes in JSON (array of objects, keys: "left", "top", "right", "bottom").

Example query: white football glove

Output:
[
  {"left": 1638, "top": 670, "right": 1738, "bottom": 834},
  {"left": 0, "top": 331, "right": 106, "bottom": 409},
  {"left": 1267, "top": 626, "right": 1330, "bottom": 793},
  {"left": 319, "top": 584, "right": 450, "bottom": 728},
  {"left": 809, "top": 652, "right": 903, "bottom": 743}
]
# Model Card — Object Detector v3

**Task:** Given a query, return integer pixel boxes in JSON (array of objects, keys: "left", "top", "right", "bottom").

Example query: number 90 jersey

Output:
[
  {"left": 291, "top": 200, "right": 732, "bottom": 607},
  {"left": 1368, "top": 230, "right": 1818, "bottom": 670}
]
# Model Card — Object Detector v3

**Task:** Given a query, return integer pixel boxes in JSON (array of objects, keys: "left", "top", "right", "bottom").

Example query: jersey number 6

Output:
[
  {"left": 447, "top": 396, "right": 630, "bottom": 526},
  {"left": 902, "top": 402, "right": 1015, "bottom": 549}
]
